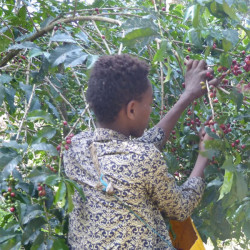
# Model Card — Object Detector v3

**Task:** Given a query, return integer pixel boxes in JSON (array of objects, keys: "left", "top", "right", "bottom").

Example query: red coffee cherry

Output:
[{"left": 10, "top": 207, "right": 15, "bottom": 213}]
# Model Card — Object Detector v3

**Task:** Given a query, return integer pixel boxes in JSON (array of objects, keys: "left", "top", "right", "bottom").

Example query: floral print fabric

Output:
[{"left": 63, "top": 126, "right": 205, "bottom": 249}]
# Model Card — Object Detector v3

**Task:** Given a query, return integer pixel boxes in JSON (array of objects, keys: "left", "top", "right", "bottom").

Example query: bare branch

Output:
[
  {"left": 16, "top": 84, "right": 36, "bottom": 141},
  {"left": 92, "top": 20, "right": 112, "bottom": 55}
]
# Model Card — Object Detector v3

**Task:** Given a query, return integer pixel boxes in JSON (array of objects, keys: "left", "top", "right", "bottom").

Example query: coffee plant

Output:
[{"left": 0, "top": 0, "right": 249, "bottom": 249}]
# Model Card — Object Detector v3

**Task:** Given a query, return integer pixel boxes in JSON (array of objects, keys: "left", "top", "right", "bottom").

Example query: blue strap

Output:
[{"left": 100, "top": 173, "right": 108, "bottom": 191}]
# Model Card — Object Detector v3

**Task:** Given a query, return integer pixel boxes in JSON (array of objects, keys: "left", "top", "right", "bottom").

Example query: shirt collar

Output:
[{"left": 93, "top": 128, "right": 129, "bottom": 142}]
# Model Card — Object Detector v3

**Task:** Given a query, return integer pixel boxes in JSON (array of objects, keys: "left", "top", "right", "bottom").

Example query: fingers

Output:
[
  {"left": 186, "top": 59, "right": 194, "bottom": 71},
  {"left": 208, "top": 78, "right": 221, "bottom": 87},
  {"left": 191, "top": 60, "right": 199, "bottom": 69},
  {"left": 197, "top": 60, "right": 207, "bottom": 70}
]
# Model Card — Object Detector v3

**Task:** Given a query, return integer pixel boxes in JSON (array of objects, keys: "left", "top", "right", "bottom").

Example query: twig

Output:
[
  {"left": 65, "top": 104, "right": 89, "bottom": 139},
  {"left": 217, "top": 86, "right": 250, "bottom": 105},
  {"left": 43, "top": 85, "right": 67, "bottom": 122},
  {"left": 24, "top": 3, "right": 38, "bottom": 32},
  {"left": 71, "top": 7, "right": 141, "bottom": 13},
  {"left": 92, "top": 20, "right": 112, "bottom": 55},
  {"left": 156, "top": 39, "right": 165, "bottom": 118},
  {"left": 16, "top": 84, "right": 36, "bottom": 141},
  {"left": 97, "top": 12, "right": 141, "bottom": 18},
  {"left": 0, "top": 15, "right": 121, "bottom": 67},
  {"left": 206, "top": 80, "right": 215, "bottom": 120},
  {"left": 44, "top": 77, "right": 77, "bottom": 112},
  {"left": 0, "top": 17, "right": 15, "bottom": 42},
  {"left": 72, "top": 71, "right": 96, "bottom": 128},
  {"left": 78, "top": 25, "right": 106, "bottom": 54},
  {"left": 118, "top": 30, "right": 125, "bottom": 55}
]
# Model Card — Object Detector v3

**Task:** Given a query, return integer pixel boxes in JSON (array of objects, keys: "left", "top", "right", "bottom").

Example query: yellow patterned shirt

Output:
[{"left": 63, "top": 126, "right": 205, "bottom": 249}]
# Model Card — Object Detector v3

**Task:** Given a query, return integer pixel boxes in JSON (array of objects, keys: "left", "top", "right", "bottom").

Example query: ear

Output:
[{"left": 126, "top": 100, "right": 137, "bottom": 120}]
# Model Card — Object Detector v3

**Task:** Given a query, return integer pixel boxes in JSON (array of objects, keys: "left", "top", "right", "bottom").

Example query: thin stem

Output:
[
  {"left": 43, "top": 200, "right": 52, "bottom": 236},
  {"left": 156, "top": 39, "right": 165, "bottom": 119},
  {"left": 206, "top": 80, "right": 215, "bottom": 120},
  {"left": 65, "top": 104, "right": 90, "bottom": 139},
  {"left": 78, "top": 25, "right": 106, "bottom": 54},
  {"left": 0, "top": 15, "right": 121, "bottom": 67},
  {"left": 72, "top": 71, "right": 96, "bottom": 128},
  {"left": 217, "top": 86, "right": 250, "bottom": 105},
  {"left": 45, "top": 77, "right": 77, "bottom": 112},
  {"left": 16, "top": 84, "right": 36, "bottom": 141},
  {"left": 0, "top": 17, "right": 15, "bottom": 42},
  {"left": 92, "top": 20, "right": 112, "bottom": 55}
]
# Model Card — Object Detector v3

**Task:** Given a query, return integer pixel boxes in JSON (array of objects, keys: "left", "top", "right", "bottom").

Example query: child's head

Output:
[{"left": 86, "top": 54, "right": 151, "bottom": 124}]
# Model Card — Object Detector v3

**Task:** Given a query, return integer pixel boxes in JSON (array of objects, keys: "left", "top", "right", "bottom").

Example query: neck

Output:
[{"left": 97, "top": 121, "right": 130, "bottom": 137}]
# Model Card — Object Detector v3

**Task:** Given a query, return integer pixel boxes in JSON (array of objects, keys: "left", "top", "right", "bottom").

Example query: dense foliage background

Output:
[{"left": 0, "top": 0, "right": 249, "bottom": 249}]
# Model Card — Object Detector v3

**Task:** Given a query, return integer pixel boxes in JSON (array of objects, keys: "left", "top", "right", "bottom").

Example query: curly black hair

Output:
[{"left": 86, "top": 54, "right": 150, "bottom": 123}]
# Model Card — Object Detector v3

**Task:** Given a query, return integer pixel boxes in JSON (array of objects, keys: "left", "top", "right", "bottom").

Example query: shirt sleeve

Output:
[
  {"left": 142, "top": 147, "right": 206, "bottom": 221},
  {"left": 135, "top": 126, "right": 165, "bottom": 150}
]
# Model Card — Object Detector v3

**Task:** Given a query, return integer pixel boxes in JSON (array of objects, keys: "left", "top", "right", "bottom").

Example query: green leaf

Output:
[
  {"left": 222, "top": 38, "right": 232, "bottom": 52},
  {"left": 219, "top": 53, "right": 232, "bottom": 68},
  {"left": 7, "top": 41, "right": 40, "bottom": 51},
  {"left": 27, "top": 110, "right": 55, "bottom": 124},
  {"left": 1, "top": 155, "right": 22, "bottom": 176},
  {"left": 31, "top": 143, "right": 58, "bottom": 156},
  {"left": 164, "top": 152, "right": 178, "bottom": 173},
  {"left": 51, "top": 237, "right": 69, "bottom": 250},
  {"left": 30, "top": 231, "right": 47, "bottom": 250},
  {"left": 86, "top": 55, "right": 99, "bottom": 69},
  {"left": 122, "top": 17, "right": 158, "bottom": 48},
  {"left": 0, "top": 235, "right": 22, "bottom": 250},
  {"left": 183, "top": 5, "right": 195, "bottom": 23},
  {"left": 0, "top": 74, "right": 12, "bottom": 84},
  {"left": 50, "top": 32, "right": 76, "bottom": 43},
  {"left": 153, "top": 40, "right": 172, "bottom": 63},
  {"left": 44, "top": 100, "right": 60, "bottom": 118},
  {"left": 218, "top": 170, "right": 234, "bottom": 200},
  {"left": 222, "top": 29, "right": 239, "bottom": 47},
  {"left": 0, "top": 228, "right": 17, "bottom": 243},
  {"left": 221, "top": 156, "right": 235, "bottom": 172},
  {"left": 45, "top": 175, "right": 60, "bottom": 186},
  {"left": 22, "top": 217, "right": 47, "bottom": 245},
  {"left": 76, "top": 31, "right": 89, "bottom": 43},
  {"left": 28, "top": 168, "right": 52, "bottom": 184},
  {"left": 2, "top": 140, "right": 28, "bottom": 151},
  {"left": 65, "top": 179, "right": 85, "bottom": 201},
  {"left": 204, "top": 126, "right": 220, "bottom": 139},
  {"left": 64, "top": 51, "right": 88, "bottom": 68},
  {"left": 28, "top": 48, "right": 44, "bottom": 58},
  {"left": 222, "top": 1, "right": 239, "bottom": 21},
  {"left": 235, "top": 171, "right": 248, "bottom": 201},
  {"left": 22, "top": 210, "right": 44, "bottom": 225},
  {"left": 189, "top": 29, "right": 202, "bottom": 48},
  {"left": 229, "top": 87, "right": 243, "bottom": 111},
  {"left": 204, "top": 46, "right": 211, "bottom": 59},
  {"left": 65, "top": 181, "right": 75, "bottom": 213},
  {"left": 37, "top": 127, "right": 56, "bottom": 139},
  {"left": 49, "top": 44, "right": 82, "bottom": 67},
  {"left": 5, "top": 86, "right": 16, "bottom": 113},
  {"left": 193, "top": 5, "right": 201, "bottom": 28},
  {"left": 55, "top": 181, "right": 67, "bottom": 204},
  {"left": 0, "top": 84, "right": 4, "bottom": 106}
]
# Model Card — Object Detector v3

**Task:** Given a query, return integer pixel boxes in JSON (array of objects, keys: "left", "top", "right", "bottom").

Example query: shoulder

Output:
[{"left": 63, "top": 129, "right": 93, "bottom": 159}]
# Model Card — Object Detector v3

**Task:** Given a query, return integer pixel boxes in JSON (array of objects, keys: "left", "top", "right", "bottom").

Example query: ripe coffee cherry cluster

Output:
[
  {"left": 1, "top": 176, "right": 18, "bottom": 213},
  {"left": 46, "top": 164, "right": 57, "bottom": 173},
  {"left": 243, "top": 54, "right": 250, "bottom": 72},
  {"left": 37, "top": 183, "right": 46, "bottom": 197},
  {"left": 56, "top": 121, "right": 75, "bottom": 151}
]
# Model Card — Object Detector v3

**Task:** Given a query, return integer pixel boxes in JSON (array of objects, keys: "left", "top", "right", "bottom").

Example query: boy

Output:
[{"left": 64, "top": 54, "right": 219, "bottom": 249}]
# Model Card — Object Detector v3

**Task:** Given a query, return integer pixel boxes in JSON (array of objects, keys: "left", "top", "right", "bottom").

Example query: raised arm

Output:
[{"left": 155, "top": 59, "right": 220, "bottom": 148}]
